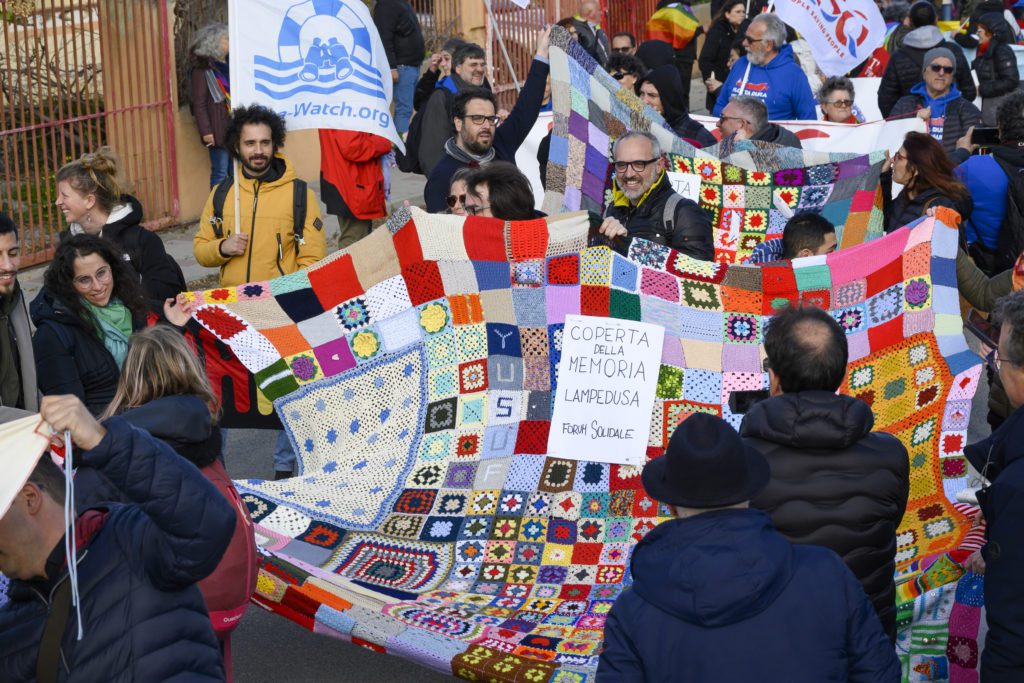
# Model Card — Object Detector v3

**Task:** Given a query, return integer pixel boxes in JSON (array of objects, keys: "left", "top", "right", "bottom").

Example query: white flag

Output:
[
  {"left": 774, "top": 0, "right": 886, "bottom": 77},
  {"left": 229, "top": 0, "right": 404, "bottom": 150}
]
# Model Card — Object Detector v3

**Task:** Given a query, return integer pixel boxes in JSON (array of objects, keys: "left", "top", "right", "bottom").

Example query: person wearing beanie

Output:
[
  {"left": 878, "top": 2, "right": 976, "bottom": 116},
  {"left": 596, "top": 412, "right": 900, "bottom": 682},
  {"left": 890, "top": 47, "right": 981, "bottom": 155}
]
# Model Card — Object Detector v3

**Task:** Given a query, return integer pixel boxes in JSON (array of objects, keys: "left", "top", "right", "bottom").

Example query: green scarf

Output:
[{"left": 84, "top": 298, "right": 133, "bottom": 368}]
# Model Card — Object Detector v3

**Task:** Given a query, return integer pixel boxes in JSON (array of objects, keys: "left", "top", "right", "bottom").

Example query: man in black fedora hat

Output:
[{"left": 597, "top": 412, "right": 899, "bottom": 682}]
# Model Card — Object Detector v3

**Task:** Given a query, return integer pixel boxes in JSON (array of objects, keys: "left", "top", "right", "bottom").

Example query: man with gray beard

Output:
[{"left": 597, "top": 131, "right": 713, "bottom": 260}]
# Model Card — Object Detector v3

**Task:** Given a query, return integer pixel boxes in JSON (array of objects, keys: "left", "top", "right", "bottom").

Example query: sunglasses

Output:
[
  {"left": 928, "top": 64, "right": 955, "bottom": 75},
  {"left": 610, "top": 71, "right": 629, "bottom": 80},
  {"left": 825, "top": 99, "right": 853, "bottom": 108},
  {"left": 446, "top": 193, "right": 466, "bottom": 208}
]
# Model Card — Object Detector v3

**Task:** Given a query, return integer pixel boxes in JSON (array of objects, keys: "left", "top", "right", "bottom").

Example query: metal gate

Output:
[{"left": 0, "top": 0, "right": 178, "bottom": 267}]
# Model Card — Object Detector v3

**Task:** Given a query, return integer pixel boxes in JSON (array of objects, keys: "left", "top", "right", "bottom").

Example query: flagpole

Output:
[{"left": 483, "top": 0, "right": 521, "bottom": 94}]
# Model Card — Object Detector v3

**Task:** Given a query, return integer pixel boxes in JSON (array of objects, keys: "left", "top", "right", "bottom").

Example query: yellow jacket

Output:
[{"left": 194, "top": 155, "right": 326, "bottom": 287}]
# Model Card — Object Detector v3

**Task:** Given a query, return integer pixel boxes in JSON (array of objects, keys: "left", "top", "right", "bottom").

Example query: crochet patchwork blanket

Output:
[
  {"left": 542, "top": 26, "right": 886, "bottom": 263},
  {"left": 185, "top": 205, "right": 979, "bottom": 680}
]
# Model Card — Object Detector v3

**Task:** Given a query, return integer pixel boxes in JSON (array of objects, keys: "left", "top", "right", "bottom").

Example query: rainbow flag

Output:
[{"left": 645, "top": 3, "right": 700, "bottom": 50}]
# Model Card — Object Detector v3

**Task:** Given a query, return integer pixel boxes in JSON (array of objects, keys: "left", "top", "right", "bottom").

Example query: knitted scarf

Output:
[{"left": 443, "top": 137, "right": 495, "bottom": 167}]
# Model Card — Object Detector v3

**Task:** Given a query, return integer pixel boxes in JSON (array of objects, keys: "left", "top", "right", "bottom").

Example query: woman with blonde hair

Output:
[
  {"left": 93, "top": 325, "right": 257, "bottom": 681},
  {"left": 56, "top": 147, "right": 185, "bottom": 302}
]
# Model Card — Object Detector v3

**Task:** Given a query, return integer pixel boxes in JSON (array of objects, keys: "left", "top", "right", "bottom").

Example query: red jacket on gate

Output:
[{"left": 319, "top": 129, "right": 392, "bottom": 220}]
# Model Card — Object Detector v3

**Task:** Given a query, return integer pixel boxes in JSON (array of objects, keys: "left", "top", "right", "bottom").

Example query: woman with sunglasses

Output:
[
  {"left": 698, "top": 0, "right": 747, "bottom": 113},
  {"left": 817, "top": 76, "right": 863, "bottom": 124},
  {"left": 30, "top": 235, "right": 192, "bottom": 416},
  {"left": 883, "top": 131, "right": 973, "bottom": 233},
  {"left": 890, "top": 47, "right": 981, "bottom": 155},
  {"left": 607, "top": 53, "right": 644, "bottom": 92},
  {"left": 446, "top": 167, "right": 473, "bottom": 216}
]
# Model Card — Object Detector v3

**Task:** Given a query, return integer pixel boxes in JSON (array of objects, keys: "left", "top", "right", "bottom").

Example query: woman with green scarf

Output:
[{"left": 30, "top": 235, "right": 193, "bottom": 415}]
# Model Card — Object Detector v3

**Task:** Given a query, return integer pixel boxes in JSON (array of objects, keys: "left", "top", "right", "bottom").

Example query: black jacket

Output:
[
  {"left": 884, "top": 179, "right": 974, "bottom": 233},
  {"left": 604, "top": 171, "right": 714, "bottom": 261},
  {"left": 60, "top": 196, "right": 185, "bottom": 303},
  {"left": 372, "top": 0, "right": 424, "bottom": 68},
  {"left": 413, "top": 68, "right": 440, "bottom": 111},
  {"left": 597, "top": 509, "right": 901, "bottom": 682},
  {"left": 698, "top": 19, "right": 740, "bottom": 84},
  {"left": 0, "top": 417, "right": 235, "bottom": 682},
  {"left": 965, "top": 405, "right": 1024, "bottom": 681},
  {"left": 973, "top": 13, "right": 1020, "bottom": 100},
  {"left": 638, "top": 65, "right": 716, "bottom": 148},
  {"left": 878, "top": 27, "right": 977, "bottom": 116},
  {"left": 424, "top": 59, "right": 549, "bottom": 212},
  {"left": 30, "top": 288, "right": 144, "bottom": 416},
  {"left": 742, "top": 391, "right": 909, "bottom": 640},
  {"left": 750, "top": 122, "right": 803, "bottom": 149},
  {"left": 573, "top": 18, "right": 609, "bottom": 67}
]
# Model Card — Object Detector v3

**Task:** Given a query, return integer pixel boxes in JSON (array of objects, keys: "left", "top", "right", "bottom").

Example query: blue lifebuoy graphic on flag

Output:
[{"left": 253, "top": 0, "right": 385, "bottom": 100}]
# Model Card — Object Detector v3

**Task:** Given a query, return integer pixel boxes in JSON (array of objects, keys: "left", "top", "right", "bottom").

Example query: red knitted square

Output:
[
  {"left": 510, "top": 218, "right": 549, "bottom": 261},
  {"left": 868, "top": 315, "right": 904, "bottom": 350},
  {"left": 547, "top": 255, "right": 580, "bottom": 285},
  {"left": 307, "top": 254, "right": 362, "bottom": 309},
  {"left": 392, "top": 217, "right": 423, "bottom": 269},
  {"left": 571, "top": 543, "right": 602, "bottom": 565},
  {"left": 580, "top": 285, "right": 610, "bottom": 317},
  {"left": 464, "top": 219, "right": 507, "bottom": 261},
  {"left": 866, "top": 257, "right": 903, "bottom": 296},
  {"left": 799, "top": 288, "right": 831, "bottom": 310},
  {"left": 514, "top": 420, "right": 551, "bottom": 455},
  {"left": 760, "top": 264, "right": 798, "bottom": 315},
  {"left": 403, "top": 261, "right": 445, "bottom": 306},
  {"left": 559, "top": 584, "right": 590, "bottom": 600}
]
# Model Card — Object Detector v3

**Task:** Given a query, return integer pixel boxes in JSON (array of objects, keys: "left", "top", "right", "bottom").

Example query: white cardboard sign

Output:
[
  {"left": 666, "top": 172, "right": 702, "bottom": 202},
  {"left": 547, "top": 315, "right": 665, "bottom": 466}
]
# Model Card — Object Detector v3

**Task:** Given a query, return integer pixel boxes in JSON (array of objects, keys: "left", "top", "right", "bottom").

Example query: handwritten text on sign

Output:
[
  {"left": 666, "top": 172, "right": 702, "bottom": 202},
  {"left": 547, "top": 315, "right": 665, "bottom": 466}
]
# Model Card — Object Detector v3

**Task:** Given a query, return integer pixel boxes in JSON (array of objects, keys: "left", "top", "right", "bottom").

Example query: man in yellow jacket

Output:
[
  {"left": 193, "top": 104, "right": 326, "bottom": 479},
  {"left": 194, "top": 105, "right": 326, "bottom": 288}
]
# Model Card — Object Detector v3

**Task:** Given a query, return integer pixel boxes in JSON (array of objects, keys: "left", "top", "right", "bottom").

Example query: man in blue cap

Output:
[{"left": 597, "top": 412, "right": 900, "bottom": 682}]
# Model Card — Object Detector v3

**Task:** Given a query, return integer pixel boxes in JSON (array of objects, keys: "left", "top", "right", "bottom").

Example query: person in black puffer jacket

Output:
[
  {"left": 699, "top": 0, "right": 747, "bottom": 113},
  {"left": 974, "top": 13, "right": 1021, "bottom": 126},
  {"left": 600, "top": 131, "right": 714, "bottom": 260},
  {"left": 0, "top": 395, "right": 235, "bottom": 682},
  {"left": 55, "top": 149, "right": 186, "bottom": 303},
  {"left": 31, "top": 236, "right": 191, "bottom": 416},
  {"left": 635, "top": 65, "right": 716, "bottom": 147},
  {"left": 741, "top": 305, "right": 909, "bottom": 641},
  {"left": 883, "top": 131, "right": 974, "bottom": 233}
]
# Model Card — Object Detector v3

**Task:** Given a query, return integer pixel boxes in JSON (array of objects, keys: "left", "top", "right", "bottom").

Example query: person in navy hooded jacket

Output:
[
  {"left": 597, "top": 413, "right": 900, "bottom": 683},
  {"left": 712, "top": 13, "right": 817, "bottom": 121}
]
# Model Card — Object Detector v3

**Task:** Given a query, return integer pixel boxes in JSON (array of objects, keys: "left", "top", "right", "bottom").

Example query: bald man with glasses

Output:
[{"left": 597, "top": 131, "right": 713, "bottom": 260}]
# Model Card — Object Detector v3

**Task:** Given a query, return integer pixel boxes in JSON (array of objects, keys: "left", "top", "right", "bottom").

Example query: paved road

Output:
[{"left": 223, "top": 428, "right": 452, "bottom": 682}]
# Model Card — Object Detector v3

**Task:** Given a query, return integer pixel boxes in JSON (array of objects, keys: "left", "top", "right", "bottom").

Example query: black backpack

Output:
[
  {"left": 396, "top": 87, "right": 454, "bottom": 175},
  {"left": 118, "top": 225, "right": 188, "bottom": 294},
  {"left": 209, "top": 176, "right": 309, "bottom": 255},
  {"left": 993, "top": 153, "right": 1024, "bottom": 273}
]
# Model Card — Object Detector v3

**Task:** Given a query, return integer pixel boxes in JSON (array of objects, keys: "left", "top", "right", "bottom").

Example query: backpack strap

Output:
[
  {"left": 36, "top": 577, "right": 73, "bottom": 683},
  {"left": 662, "top": 192, "right": 682, "bottom": 246},
  {"left": 292, "top": 179, "right": 307, "bottom": 255},
  {"left": 209, "top": 177, "right": 233, "bottom": 240}
]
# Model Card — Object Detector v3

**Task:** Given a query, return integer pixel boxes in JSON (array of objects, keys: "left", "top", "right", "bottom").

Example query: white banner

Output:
[
  {"left": 774, "top": 0, "right": 886, "bottom": 77},
  {"left": 229, "top": 0, "right": 403, "bottom": 149},
  {"left": 692, "top": 114, "right": 926, "bottom": 155},
  {"left": 548, "top": 316, "right": 665, "bottom": 467}
]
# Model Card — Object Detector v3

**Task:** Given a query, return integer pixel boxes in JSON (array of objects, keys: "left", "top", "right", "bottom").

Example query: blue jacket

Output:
[
  {"left": 0, "top": 417, "right": 236, "bottom": 682},
  {"left": 424, "top": 58, "right": 550, "bottom": 213},
  {"left": 965, "top": 405, "right": 1024, "bottom": 682},
  {"left": 596, "top": 509, "right": 900, "bottom": 682},
  {"left": 712, "top": 45, "right": 818, "bottom": 121},
  {"left": 956, "top": 154, "right": 1008, "bottom": 250}
]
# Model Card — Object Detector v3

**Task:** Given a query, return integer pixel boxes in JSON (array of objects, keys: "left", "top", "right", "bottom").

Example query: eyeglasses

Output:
[
  {"left": 928, "top": 64, "right": 955, "bottom": 75},
  {"left": 991, "top": 349, "right": 1018, "bottom": 373},
  {"left": 73, "top": 266, "right": 112, "bottom": 289},
  {"left": 463, "top": 114, "right": 500, "bottom": 126},
  {"left": 893, "top": 150, "right": 908, "bottom": 162},
  {"left": 718, "top": 114, "right": 749, "bottom": 125},
  {"left": 464, "top": 204, "right": 491, "bottom": 216},
  {"left": 610, "top": 71, "right": 628, "bottom": 80},
  {"left": 611, "top": 46, "right": 632, "bottom": 54},
  {"left": 825, "top": 99, "right": 853, "bottom": 108},
  {"left": 613, "top": 158, "right": 659, "bottom": 173},
  {"left": 447, "top": 193, "right": 466, "bottom": 208}
]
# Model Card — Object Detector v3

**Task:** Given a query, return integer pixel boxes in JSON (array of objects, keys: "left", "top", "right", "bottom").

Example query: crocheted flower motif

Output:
[
  {"left": 849, "top": 365, "right": 874, "bottom": 389},
  {"left": 835, "top": 307, "right": 864, "bottom": 333},
  {"left": 743, "top": 210, "right": 768, "bottom": 233},
  {"left": 868, "top": 285, "right": 903, "bottom": 324},
  {"left": 336, "top": 298, "right": 369, "bottom": 330},
  {"left": 241, "top": 283, "right": 265, "bottom": 299},
  {"left": 800, "top": 185, "right": 831, "bottom": 207},
  {"left": 724, "top": 314, "right": 758, "bottom": 343},
  {"left": 774, "top": 168, "right": 806, "bottom": 186},
  {"left": 351, "top": 330, "right": 380, "bottom": 359},
  {"left": 460, "top": 362, "right": 486, "bottom": 392},
  {"left": 290, "top": 354, "right": 318, "bottom": 381},
  {"left": 747, "top": 170, "right": 771, "bottom": 186},
  {"left": 905, "top": 278, "right": 930, "bottom": 308},
  {"left": 456, "top": 434, "right": 479, "bottom": 457},
  {"left": 209, "top": 288, "right": 232, "bottom": 302},
  {"left": 723, "top": 164, "right": 743, "bottom": 183},
  {"left": 700, "top": 185, "right": 721, "bottom": 206},
  {"left": 695, "top": 160, "right": 721, "bottom": 183},
  {"left": 420, "top": 302, "right": 449, "bottom": 334}
]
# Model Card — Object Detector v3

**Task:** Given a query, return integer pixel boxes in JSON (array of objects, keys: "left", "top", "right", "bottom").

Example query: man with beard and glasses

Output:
[
  {"left": 423, "top": 28, "right": 551, "bottom": 213},
  {"left": 712, "top": 13, "right": 816, "bottom": 121},
  {"left": 0, "top": 213, "right": 38, "bottom": 412},
  {"left": 597, "top": 131, "right": 713, "bottom": 260},
  {"left": 193, "top": 104, "right": 326, "bottom": 480}
]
